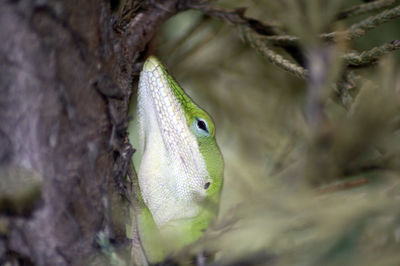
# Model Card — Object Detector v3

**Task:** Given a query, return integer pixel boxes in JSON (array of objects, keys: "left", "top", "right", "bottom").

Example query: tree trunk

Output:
[{"left": 0, "top": 0, "right": 185, "bottom": 265}]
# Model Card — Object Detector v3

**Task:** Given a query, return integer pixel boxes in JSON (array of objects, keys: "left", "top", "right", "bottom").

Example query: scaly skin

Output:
[{"left": 129, "top": 56, "right": 224, "bottom": 265}]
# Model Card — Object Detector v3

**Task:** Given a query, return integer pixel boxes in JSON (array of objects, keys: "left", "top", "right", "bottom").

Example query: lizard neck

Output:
[{"left": 137, "top": 59, "right": 210, "bottom": 228}]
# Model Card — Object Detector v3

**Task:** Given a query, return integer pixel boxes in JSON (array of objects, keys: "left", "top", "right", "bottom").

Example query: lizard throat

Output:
[{"left": 137, "top": 61, "right": 209, "bottom": 228}]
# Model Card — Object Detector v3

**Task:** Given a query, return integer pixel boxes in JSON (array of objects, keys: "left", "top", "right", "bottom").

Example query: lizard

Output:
[{"left": 128, "top": 56, "right": 224, "bottom": 265}]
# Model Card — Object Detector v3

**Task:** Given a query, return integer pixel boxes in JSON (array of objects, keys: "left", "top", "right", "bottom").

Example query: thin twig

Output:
[
  {"left": 343, "top": 40, "right": 400, "bottom": 66},
  {"left": 188, "top": 4, "right": 283, "bottom": 32},
  {"left": 188, "top": 4, "right": 306, "bottom": 65},
  {"left": 323, "top": 4, "right": 400, "bottom": 41},
  {"left": 239, "top": 27, "right": 309, "bottom": 79},
  {"left": 348, "top": 4, "right": 400, "bottom": 38},
  {"left": 336, "top": 0, "right": 396, "bottom": 20},
  {"left": 262, "top": 35, "right": 300, "bottom": 46},
  {"left": 315, "top": 178, "right": 369, "bottom": 194},
  {"left": 188, "top": 2, "right": 400, "bottom": 80},
  {"left": 265, "top": 4, "right": 400, "bottom": 46}
]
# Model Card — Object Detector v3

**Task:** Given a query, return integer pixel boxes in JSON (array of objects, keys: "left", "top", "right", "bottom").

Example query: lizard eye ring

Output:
[{"left": 193, "top": 118, "right": 210, "bottom": 137}]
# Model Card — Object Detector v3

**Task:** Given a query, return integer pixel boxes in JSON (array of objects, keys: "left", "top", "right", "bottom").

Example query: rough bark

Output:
[{"left": 0, "top": 0, "right": 187, "bottom": 265}]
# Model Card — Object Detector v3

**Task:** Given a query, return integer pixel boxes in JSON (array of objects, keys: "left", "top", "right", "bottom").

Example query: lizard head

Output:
[{"left": 138, "top": 56, "right": 224, "bottom": 229}]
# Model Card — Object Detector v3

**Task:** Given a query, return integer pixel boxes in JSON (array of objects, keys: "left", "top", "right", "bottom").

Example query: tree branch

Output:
[
  {"left": 336, "top": 0, "right": 396, "bottom": 20},
  {"left": 343, "top": 40, "right": 400, "bottom": 67},
  {"left": 323, "top": 4, "right": 400, "bottom": 41},
  {"left": 239, "top": 27, "right": 309, "bottom": 79}
]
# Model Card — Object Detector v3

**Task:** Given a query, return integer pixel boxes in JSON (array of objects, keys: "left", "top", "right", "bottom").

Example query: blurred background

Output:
[{"left": 134, "top": 0, "right": 400, "bottom": 265}]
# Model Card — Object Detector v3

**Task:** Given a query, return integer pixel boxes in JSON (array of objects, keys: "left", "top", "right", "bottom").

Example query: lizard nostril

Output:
[{"left": 204, "top": 182, "right": 210, "bottom": 189}]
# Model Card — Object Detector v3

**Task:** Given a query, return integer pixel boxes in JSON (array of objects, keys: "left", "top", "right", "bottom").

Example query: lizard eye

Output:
[{"left": 193, "top": 118, "right": 210, "bottom": 137}]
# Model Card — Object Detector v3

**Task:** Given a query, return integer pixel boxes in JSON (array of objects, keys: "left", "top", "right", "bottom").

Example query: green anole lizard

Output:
[{"left": 128, "top": 56, "right": 224, "bottom": 265}]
